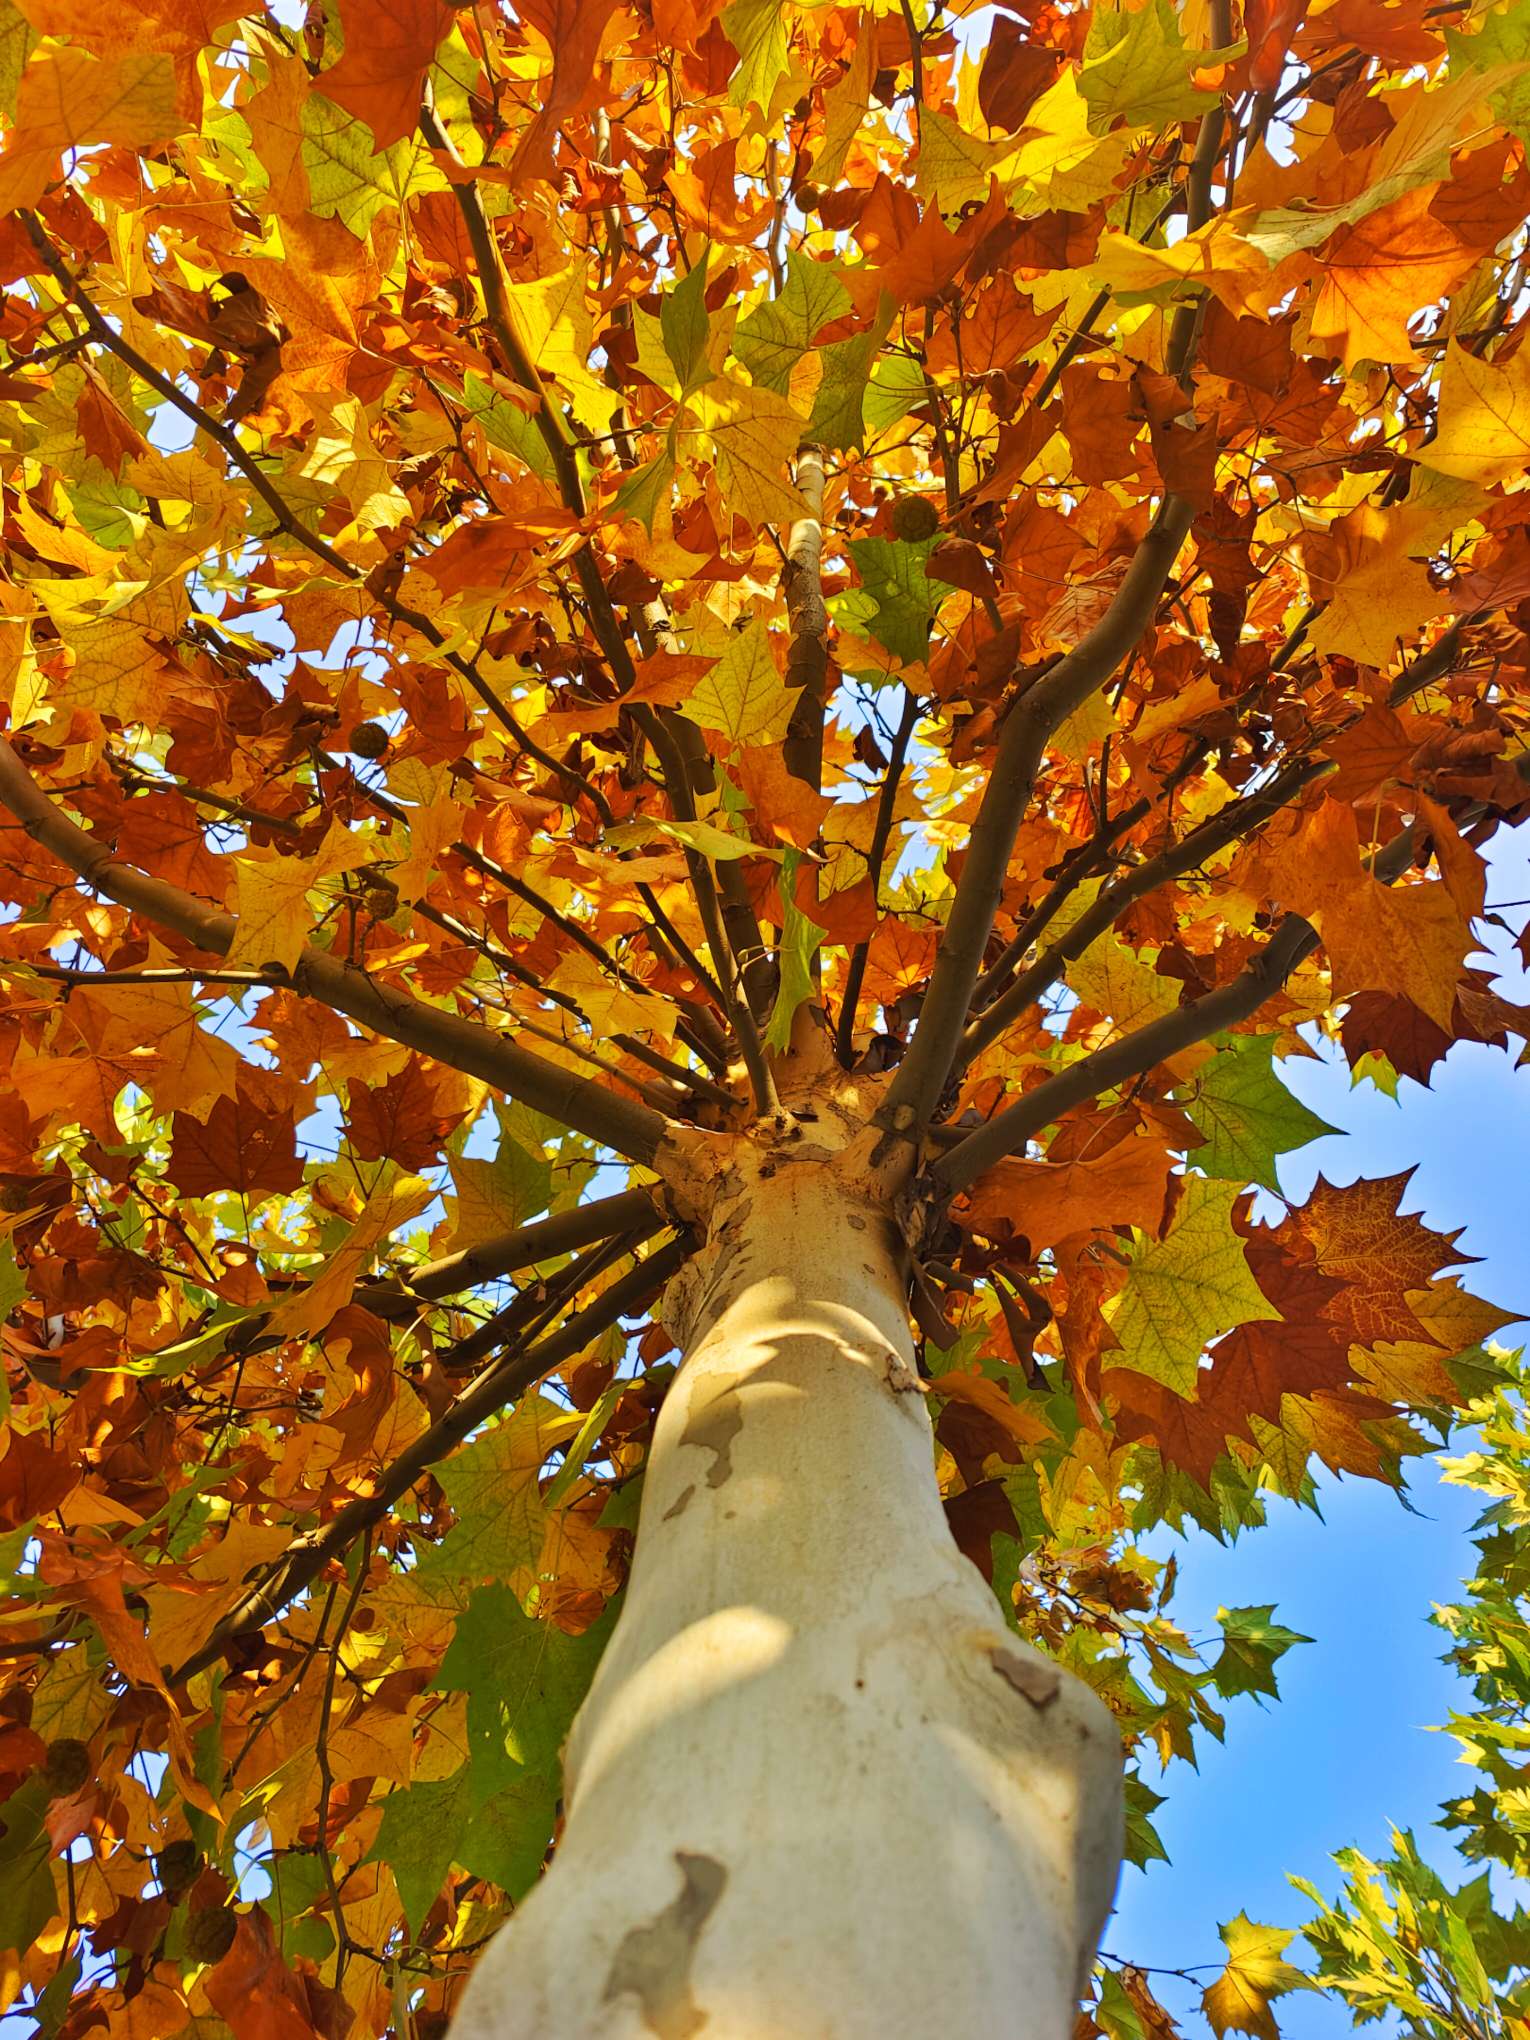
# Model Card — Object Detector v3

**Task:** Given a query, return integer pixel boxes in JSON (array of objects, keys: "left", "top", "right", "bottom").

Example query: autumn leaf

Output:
[
  {"left": 1182, "top": 1036, "right": 1336, "bottom": 1193},
  {"left": 1202, "top": 1914, "right": 1308, "bottom": 2040},
  {"left": 1105, "top": 1180, "right": 1284, "bottom": 1400}
]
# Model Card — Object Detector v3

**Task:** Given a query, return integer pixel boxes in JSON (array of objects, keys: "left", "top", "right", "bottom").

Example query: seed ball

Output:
[
  {"left": 42, "top": 1737, "right": 91, "bottom": 1796},
  {"left": 348, "top": 721, "right": 390, "bottom": 760},
  {"left": 154, "top": 1840, "right": 201, "bottom": 1898},
  {"left": 890, "top": 496, "right": 941, "bottom": 543},
  {"left": 184, "top": 1908, "right": 238, "bottom": 1966}
]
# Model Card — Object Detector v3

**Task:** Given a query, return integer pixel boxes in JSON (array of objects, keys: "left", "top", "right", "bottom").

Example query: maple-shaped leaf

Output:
[
  {"left": 1105, "top": 1180, "right": 1283, "bottom": 1400},
  {"left": 1419, "top": 337, "right": 1530, "bottom": 487},
  {"left": 1208, "top": 1605, "right": 1311, "bottom": 1702},
  {"left": 1202, "top": 1914, "right": 1308, "bottom": 2040},
  {"left": 418, "top": 1396, "right": 578, "bottom": 1584},
  {"left": 319, "top": 0, "right": 455, "bottom": 150},
  {"left": 1182, "top": 1036, "right": 1336, "bottom": 1194}
]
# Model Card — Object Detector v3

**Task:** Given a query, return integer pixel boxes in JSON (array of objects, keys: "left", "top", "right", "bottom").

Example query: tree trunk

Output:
[{"left": 450, "top": 1143, "right": 1122, "bottom": 2040}]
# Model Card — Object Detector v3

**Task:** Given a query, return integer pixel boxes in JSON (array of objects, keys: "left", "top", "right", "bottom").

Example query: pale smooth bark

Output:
[{"left": 451, "top": 1146, "right": 1122, "bottom": 2040}]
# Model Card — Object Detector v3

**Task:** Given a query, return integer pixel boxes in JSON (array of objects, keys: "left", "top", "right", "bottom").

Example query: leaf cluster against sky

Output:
[{"left": 0, "top": 0, "right": 1529, "bottom": 2035}]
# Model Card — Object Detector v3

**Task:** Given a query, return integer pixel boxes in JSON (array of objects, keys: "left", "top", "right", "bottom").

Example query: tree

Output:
[
  {"left": 1287, "top": 1354, "right": 1530, "bottom": 2040},
  {"left": 0, "top": 0, "right": 1527, "bottom": 2035}
]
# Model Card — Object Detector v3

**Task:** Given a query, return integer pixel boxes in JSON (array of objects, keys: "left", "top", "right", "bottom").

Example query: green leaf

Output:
[
  {"left": 722, "top": 0, "right": 790, "bottom": 112},
  {"left": 841, "top": 535, "right": 954, "bottom": 666},
  {"left": 445, "top": 1124, "right": 551, "bottom": 1254},
  {"left": 1183, "top": 1035, "right": 1337, "bottom": 1193},
  {"left": 370, "top": 1590, "right": 612, "bottom": 1929},
  {"left": 1209, "top": 1603, "right": 1310, "bottom": 1701},
  {"left": 416, "top": 1396, "right": 575, "bottom": 1583},
  {"left": 613, "top": 447, "right": 675, "bottom": 534},
  {"left": 862, "top": 352, "right": 928, "bottom": 438},
  {"left": 543, "top": 1379, "right": 625, "bottom": 1512},
  {"left": 806, "top": 295, "right": 896, "bottom": 451},
  {"left": 372, "top": 1749, "right": 564, "bottom": 1933},
  {"left": 1123, "top": 1771, "right": 1170, "bottom": 1869},
  {"left": 733, "top": 251, "right": 852, "bottom": 395},
  {"left": 1104, "top": 1178, "right": 1283, "bottom": 1399},
  {"left": 0, "top": 1775, "right": 60, "bottom": 1956},
  {"left": 437, "top": 1582, "right": 611, "bottom": 1777},
  {"left": 301, "top": 94, "right": 444, "bottom": 236},
  {"left": 765, "top": 848, "right": 826, "bottom": 1053},
  {"left": 661, "top": 254, "right": 713, "bottom": 393},
  {"left": 460, "top": 371, "right": 557, "bottom": 482},
  {"left": 1447, "top": 5, "right": 1530, "bottom": 144},
  {"left": 1079, "top": 0, "right": 1217, "bottom": 134}
]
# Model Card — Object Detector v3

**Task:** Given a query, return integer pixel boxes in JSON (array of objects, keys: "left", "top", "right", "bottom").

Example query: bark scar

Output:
[
  {"left": 680, "top": 1386, "right": 744, "bottom": 1487},
  {"left": 884, "top": 1351, "right": 924, "bottom": 1396},
  {"left": 990, "top": 1644, "right": 1061, "bottom": 1709},
  {"left": 602, "top": 1850, "right": 727, "bottom": 2040}
]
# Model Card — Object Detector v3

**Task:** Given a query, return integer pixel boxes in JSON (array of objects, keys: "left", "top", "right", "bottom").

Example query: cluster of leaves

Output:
[
  {"left": 1274, "top": 1357, "right": 1530, "bottom": 2040},
  {"left": 1079, "top": 1360, "right": 1530, "bottom": 2040},
  {"left": 0, "top": 0, "right": 1526, "bottom": 2035}
]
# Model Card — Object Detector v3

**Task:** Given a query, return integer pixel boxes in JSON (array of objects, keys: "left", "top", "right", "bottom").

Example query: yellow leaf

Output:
[
  {"left": 685, "top": 374, "right": 807, "bottom": 531},
  {"left": 0, "top": 44, "right": 178, "bottom": 212},
  {"left": 500, "top": 266, "right": 610, "bottom": 432},
  {"left": 1420, "top": 336, "right": 1530, "bottom": 487},
  {"left": 1202, "top": 1913, "right": 1306, "bottom": 2040},
  {"left": 914, "top": 107, "right": 1011, "bottom": 212},
  {"left": 1105, "top": 1179, "right": 1283, "bottom": 1399},
  {"left": 1066, "top": 932, "right": 1182, "bottom": 1037},
  {"left": 999, "top": 68, "right": 1130, "bottom": 219},
  {"left": 225, "top": 817, "right": 376, "bottom": 976},
  {"left": 816, "top": 6, "right": 871, "bottom": 183},
  {"left": 687, "top": 618, "right": 797, "bottom": 746},
  {"left": 271, "top": 1171, "right": 436, "bottom": 1338}
]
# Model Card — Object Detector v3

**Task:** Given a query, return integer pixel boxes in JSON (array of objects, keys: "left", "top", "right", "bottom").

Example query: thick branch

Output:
[
  {"left": 932, "top": 915, "right": 1319, "bottom": 1196},
  {"left": 171, "top": 1231, "right": 688, "bottom": 1684},
  {"left": 781, "top": 444, "right": 830, "bottom": 796},
  {"left": 958, "top": 753, "right": 1333, "bottom": 1067},
  {"left": 0, "top": 737, "right": 669, "bottom": 1165},
  {"left": 877, "top": 495, "right": 1194, "bottom": 1141},
  {"left": 932, "top": 773, "right": 1526, "bottom": 1198},
  {"left": 388, "top": 1187, "right": 660, "bottom": 1304},
  {"left": 836, "top": 688, "right": 920, "bottom": 1065}
]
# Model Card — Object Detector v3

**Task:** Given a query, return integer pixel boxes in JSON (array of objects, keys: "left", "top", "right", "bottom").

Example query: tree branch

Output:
[
  {"left": 0, "top": 737, "right": 669, "bottom": 1165},
  {"left": 932, "top": 914, "right": 1319, "bottom": 1197},
  {"left": 958, "top": 752, "right": 1333, "bottom": 1067},
  {"left": 875, "top": 495, "right": 1195, "bottom": 1144},
  {"left": 932, "top": 770, "right": 1528, "bottom": 1199},
  {"left": 171, "top": 1230, "right": 688, "bottom": 1685},
  {"left": 781, "top": 444, "right": 831, "bottom": 796},
  {"left": 836, "top": 688, "right": 920, "bottom": 1065},
  {"left": 380, "top": 1186, "right": 661, "bottom": 1304}
]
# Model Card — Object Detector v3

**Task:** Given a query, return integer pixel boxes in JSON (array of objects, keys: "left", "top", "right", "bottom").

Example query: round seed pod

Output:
[
  {"left": 348, "top": 721, "right": 390, "bottom": 760},
  {"left": 890, "top": 496, "right": 941, "bottom": 543}
]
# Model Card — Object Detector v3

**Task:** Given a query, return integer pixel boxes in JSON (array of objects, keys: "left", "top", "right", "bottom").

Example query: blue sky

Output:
[{"left": 1109, "top": 821, "right": 1530, "bottom": 2031}]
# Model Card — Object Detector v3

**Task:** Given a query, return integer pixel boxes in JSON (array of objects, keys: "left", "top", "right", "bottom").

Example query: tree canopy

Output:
[{"left": 0, "top": 0, "right": 1528, "bottom": 2035}]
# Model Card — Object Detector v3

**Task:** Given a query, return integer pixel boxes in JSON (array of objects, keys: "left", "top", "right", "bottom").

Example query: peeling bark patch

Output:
[
  {"left": 681, "top": 1393, "right": 744, "bottom": 1488},
  {"left": 603, "top": 1850, "right": 726, "bottom": 2040},
  {"left": 662, "top": 1484, "right": 695, "bottom": 1522},
  {"left": 884, "top": 1352, "right": 923, "bottom": 1395},
  {"left": 991, "top": 1646, "right": 1061, "bottom": 1709}
]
